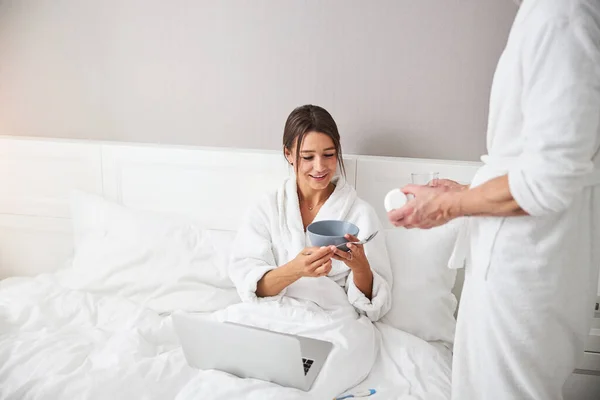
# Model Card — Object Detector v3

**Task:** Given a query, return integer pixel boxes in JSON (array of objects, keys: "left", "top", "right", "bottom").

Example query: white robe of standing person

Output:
[{"left": 387, "top": 1, "right": 600, "bottom": 399}]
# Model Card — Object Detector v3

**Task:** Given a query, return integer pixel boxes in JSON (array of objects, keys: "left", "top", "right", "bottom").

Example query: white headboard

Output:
[{"left": 0, "top": 136, "right": 480, "bottom": 297}]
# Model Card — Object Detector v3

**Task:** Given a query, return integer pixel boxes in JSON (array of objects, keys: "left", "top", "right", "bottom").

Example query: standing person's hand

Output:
[
  {"left": 433, "top": 179, "right": 468, "bottom": 192},
  {"left": 387, "top": 184, "right": 457, "bottom": 229}
]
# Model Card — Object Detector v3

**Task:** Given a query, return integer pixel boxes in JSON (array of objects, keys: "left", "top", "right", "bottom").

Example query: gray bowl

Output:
[{"left": 306, "top": 220, "right": 359, "bottom": 252}]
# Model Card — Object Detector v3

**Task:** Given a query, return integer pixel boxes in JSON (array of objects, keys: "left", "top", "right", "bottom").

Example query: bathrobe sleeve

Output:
[
  {"left": 508, "top": 17, "right": 600, "bottom": 216},
  {"left": 227, "top": 197, "right": 284, "bottom": 302},
  {"left": 345, "top": 201, "right": 393, "bottom": 321}
]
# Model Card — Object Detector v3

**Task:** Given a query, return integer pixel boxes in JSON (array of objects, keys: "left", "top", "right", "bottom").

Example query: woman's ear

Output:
[{"left": 284, "top": 148, "right": 294, "bottom": 165}]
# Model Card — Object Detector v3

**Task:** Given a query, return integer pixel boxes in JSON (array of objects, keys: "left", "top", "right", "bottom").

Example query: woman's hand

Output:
[
  {"left": 332, "top": 234, "right": 371, "bottom": 273},
  {"left": 332, "top": 234, "right": 374, "bottom": 299},
  {"left": 292, "top": 246, "right": 335, "bottom": 278},
  {"left": 256, "top": 246, "right": 334, "bottom": 297}
]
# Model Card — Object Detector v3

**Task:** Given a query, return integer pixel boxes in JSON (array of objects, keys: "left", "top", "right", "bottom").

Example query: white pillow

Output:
[
  {"left": 381, "top": 219, "right": 462, "bottom": 346},
  {"left": 59, "top": 190, "right": 240, "bottom": 313}
]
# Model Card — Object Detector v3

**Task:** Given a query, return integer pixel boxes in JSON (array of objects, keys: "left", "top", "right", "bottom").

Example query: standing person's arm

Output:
[
  {"left": 388, "top": 176, "right": 526, "bottom": 228},
  {"left": 389, "top": 18, "right": 600, "bottom": 229}
]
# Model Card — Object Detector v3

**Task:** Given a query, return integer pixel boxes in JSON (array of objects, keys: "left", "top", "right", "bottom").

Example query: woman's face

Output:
[{"left": 286, "top": 132, "right": 338, "bottom": 191}]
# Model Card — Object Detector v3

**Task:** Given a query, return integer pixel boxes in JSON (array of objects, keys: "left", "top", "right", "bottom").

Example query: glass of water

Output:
[
  {"left": 408, "top": 172, "right": 439, "bottom": 200},
  {"left": 411, "top": 172, "right": 440, "bottom": 186}
]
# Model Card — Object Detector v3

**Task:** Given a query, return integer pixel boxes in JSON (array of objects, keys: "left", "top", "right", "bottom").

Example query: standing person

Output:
[{"left": 388, "top": 1, "right": 600, "bottom": 399}]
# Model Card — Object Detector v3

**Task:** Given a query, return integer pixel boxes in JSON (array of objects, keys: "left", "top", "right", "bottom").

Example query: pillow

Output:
[
  {"left": 59, "top": 190, "right": 240, "bottom": 313},
  {"left": 381, "top": 219, "right": 462, "bottom": 346}
]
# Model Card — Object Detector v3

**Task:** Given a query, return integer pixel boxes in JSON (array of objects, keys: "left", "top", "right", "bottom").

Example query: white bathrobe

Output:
[
  {"left": 452, "top": 1, "right": 600, "bottom": 399},
  {"left": 223, "top": 175, "right": 392, "bottom": 398}
]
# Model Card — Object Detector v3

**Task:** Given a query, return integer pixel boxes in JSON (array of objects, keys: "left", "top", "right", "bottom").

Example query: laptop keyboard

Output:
[{"left": 302, "top": 358, "right": 314, "bottom": 375}]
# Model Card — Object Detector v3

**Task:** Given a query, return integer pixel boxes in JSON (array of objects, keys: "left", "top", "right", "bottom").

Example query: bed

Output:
[{"left": 0, "top": 135, "right": 482, "bottom": 399}]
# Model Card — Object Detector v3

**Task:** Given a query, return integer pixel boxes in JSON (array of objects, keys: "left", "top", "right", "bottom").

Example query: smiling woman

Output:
[
  {"left": 246, "top": 104, "right": 384, "bottom": 300},
  {"left": 223, "top": 104, "right": 393, "bottom": 397}
]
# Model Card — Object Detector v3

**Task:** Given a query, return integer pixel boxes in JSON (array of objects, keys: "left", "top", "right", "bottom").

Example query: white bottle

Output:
[{"left": 384, "top": 188, "right": 408, "bottom": 212}]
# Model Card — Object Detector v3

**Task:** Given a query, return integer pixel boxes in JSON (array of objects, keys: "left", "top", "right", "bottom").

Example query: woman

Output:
[
  {"left": 229, "top": 104, "right": 392, "bottom": 319},
  {"left": 221, "top": 105, "right": 393, "bottom": 398}
]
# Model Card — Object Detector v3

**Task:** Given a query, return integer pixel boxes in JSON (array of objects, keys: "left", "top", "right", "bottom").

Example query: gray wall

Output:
[{"left": 0, "top": 0, "right": 517, "bottom": 161}]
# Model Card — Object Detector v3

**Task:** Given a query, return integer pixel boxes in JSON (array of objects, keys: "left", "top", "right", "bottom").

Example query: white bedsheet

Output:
[{"left": 0, "top": 272, "right": 451, "bottom": 400}]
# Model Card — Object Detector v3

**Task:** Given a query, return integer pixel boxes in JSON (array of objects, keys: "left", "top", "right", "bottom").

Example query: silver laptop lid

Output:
[
  {"left": 173, "top": 313, "right": 307, "bottom": 390},
  {"left": 223, "top": 320, "right": 334, "bottom": 391}
]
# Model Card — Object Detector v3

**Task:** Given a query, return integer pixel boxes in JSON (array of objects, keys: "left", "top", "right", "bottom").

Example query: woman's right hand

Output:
[{"left": 292, "top": 246, "right": 335, "bottom": 278}]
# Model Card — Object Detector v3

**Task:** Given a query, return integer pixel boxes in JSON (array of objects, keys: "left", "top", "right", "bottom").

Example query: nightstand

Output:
[{"left": 563, "top": 308, "right": 600, "bottom": 399}]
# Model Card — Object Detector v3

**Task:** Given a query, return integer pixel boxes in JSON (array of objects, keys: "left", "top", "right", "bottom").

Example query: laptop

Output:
[{"left": 172, "top": 312, "right": 333, "bottom": 391}]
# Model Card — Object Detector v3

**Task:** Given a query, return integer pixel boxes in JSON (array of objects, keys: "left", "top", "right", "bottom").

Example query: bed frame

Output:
[{"left": 0, "top": 135, "right": 479, "bottom": 293}]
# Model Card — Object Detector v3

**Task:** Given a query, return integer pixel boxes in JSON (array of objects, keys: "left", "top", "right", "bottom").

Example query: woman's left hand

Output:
[{"left": 331, "top": 234, "right": 371, "bottom": 272}]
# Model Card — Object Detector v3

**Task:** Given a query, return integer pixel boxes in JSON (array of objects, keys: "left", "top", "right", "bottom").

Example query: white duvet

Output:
[{"left": 0, "top": 269, "right": 451, "bottom": 400}]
